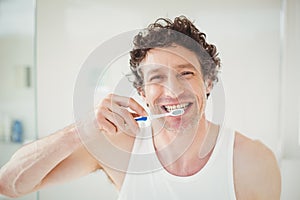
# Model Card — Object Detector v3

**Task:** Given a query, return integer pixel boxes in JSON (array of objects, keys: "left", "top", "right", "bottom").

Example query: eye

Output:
[
  {"left": 179, "top": 71, "right": 195, "bottom": 78},
  {"left": 149, "top": 75, "right": 165, "bottom": 82}
]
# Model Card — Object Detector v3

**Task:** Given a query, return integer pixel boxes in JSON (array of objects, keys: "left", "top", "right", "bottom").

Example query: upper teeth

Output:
[{"left": 164, "top": 103, "right": 189, "bottom": 112}]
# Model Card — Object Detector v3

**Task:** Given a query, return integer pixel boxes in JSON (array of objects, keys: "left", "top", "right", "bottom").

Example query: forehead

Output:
[{"left": 140, "top": 45, "right": 201, "bottom": 74}]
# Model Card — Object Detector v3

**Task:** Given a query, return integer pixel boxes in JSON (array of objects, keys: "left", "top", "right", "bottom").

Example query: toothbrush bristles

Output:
[{"left": 170, "top": 109, "right": 184, "bottom": 116}]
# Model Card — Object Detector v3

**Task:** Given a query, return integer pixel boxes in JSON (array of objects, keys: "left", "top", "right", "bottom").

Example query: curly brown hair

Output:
[{"left": 129, "top": 15, "right": 221, "bottom": 92}]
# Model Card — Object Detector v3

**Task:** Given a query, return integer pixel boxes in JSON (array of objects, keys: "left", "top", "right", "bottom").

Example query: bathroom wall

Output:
[
  {"left": 0, "top": 0, "right": 36, "bottom": 143},
  {"left": 0, "top": 0, "right": 37, "bottom": 199},
  {"left": 280, "top": 0, "right": 300, "bottom": 160},
  {"left": 279, "top": 0, "right": 300, "bottom": 199},
  {"left": 36, "top": 0, "right": 282, "bottom": 154},
  {"left": 35, "top": 0, "right": 299, "bottom": 199}
]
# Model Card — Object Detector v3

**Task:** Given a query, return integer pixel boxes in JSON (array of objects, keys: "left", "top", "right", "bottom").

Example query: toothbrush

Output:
[{"left": 135, "top": 109, "right": 185, "bottom": 122}]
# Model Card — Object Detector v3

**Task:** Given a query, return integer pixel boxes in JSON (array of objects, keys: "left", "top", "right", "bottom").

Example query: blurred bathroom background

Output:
[{"left": 0, "top": 0, "right": 299, "bottom": 199}]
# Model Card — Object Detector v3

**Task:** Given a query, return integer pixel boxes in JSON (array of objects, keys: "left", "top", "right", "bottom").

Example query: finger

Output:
[
  {"left": 99, "top": 94, "right": 143, "bottom": 134},
  {"left": 105, "top": 110, "right": 129, "bottom": 133},
  {"left": 131, "top": 113, "right": 141, "bottom": 118},
  {"left": 97, "top": 106, "right": 120, "bottom": 134},
  {"left": 108, "top": 94, "right": 147, "bottom": 116},
  {"left": 97, "top": 115, "right": 117, "bottom": 135},
  {"left": 103, "top": 101, "right": 139, "bottom": 134},
  {"left": 98, "top": 106, "right": 136, "bottom": 135}
]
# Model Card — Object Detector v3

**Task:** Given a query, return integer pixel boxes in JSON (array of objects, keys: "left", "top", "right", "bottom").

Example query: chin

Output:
[{"left": 164, "top": 114, "right": 202, "bottom": 133}]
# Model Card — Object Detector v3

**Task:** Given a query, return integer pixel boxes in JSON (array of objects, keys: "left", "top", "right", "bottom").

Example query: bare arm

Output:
[
  {"left": 0, "top": 94, "right": 146, "bottom": 197},
  {"left": 0, "top": 124, "right": 100, "bottom": 198}
]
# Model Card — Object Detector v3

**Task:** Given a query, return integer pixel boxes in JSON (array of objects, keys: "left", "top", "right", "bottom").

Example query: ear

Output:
[
  {"left": 138, "top": 88, "right": 146, "bottom": 100},
  {"left": 205, "top": 80, "right": 213, "bottom": 96},
  {"left": 138, "top": 89, "right": 149, "bottom": 107}
]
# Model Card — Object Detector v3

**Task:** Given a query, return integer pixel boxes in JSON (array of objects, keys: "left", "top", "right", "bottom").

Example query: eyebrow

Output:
[
  {"left": 173, "top": 63, "right": 196, "bottom": 70},
  {"left": 147, "top": 68, "right": 161, "bottom": 73},
  {"left": 145, "top": 63, "right": 196, "bottom": 74}
]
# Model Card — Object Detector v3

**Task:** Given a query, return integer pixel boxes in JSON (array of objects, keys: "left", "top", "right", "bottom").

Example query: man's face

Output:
[{"left": 140, "top": 45, "right": 209, "bottom": 132}]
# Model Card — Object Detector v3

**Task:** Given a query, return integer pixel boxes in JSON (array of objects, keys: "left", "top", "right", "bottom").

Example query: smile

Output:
[{"left": 162, "top": 103, "right": 192, "bottom": 113}]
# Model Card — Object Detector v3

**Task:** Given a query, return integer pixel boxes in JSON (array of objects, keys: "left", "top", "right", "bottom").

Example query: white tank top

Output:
[{"left": 118, "top": 125, "right": 237, "bottom": 200}]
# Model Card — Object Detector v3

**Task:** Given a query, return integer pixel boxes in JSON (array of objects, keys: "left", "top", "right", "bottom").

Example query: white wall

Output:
[
  {"left": 280, "top": 0, "right": 300, "bottom": 159},
  {"left": 0, "top": 0, "right": 36, "bottom": 142},
  {"left": 280, "top": 0, "right": 300, "bottom": 199},
  {"left": 0, "top": 1, "right": 36, "bottom": 199},
  {"left": 36, "top": 0, "right": 285, "bottom": 199}
]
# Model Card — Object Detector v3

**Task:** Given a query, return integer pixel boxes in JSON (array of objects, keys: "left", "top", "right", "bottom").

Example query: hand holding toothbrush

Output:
[
  {"left": 96, "top": 94, "right": 147, "bottom": 135},
  {"left": 135, "top": 109, "right": 184, "bottom": 121}
]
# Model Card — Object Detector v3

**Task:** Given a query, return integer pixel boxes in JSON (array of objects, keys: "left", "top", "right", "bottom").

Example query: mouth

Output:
[{"left": 161, "top": 102, "right": 192, "bottom": 113}]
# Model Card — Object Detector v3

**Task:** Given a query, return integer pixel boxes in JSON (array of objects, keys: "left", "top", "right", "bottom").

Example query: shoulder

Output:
[{"left": 233, "top": 132, "right": 281, "bottom": 200}]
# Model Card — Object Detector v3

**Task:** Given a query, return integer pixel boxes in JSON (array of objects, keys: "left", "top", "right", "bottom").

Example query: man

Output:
[{"left": 0, "top": 16, "right": 281, "bottom": 199}]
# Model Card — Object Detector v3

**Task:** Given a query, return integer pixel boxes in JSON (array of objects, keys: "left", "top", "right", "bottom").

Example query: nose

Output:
[{"left": 163, "top": 73, "right": 185, "bottom": 98}]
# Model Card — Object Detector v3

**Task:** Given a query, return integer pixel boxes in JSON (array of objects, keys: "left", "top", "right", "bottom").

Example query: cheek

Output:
[
  {"left": 188, "top": 79, "right": 206, "bottom": 95},
  {"left": 144, "top": 85, "right": 162, "bottom": 104},
  {"left": 189, "top": 80, "right": 207, "bottom": 103}
]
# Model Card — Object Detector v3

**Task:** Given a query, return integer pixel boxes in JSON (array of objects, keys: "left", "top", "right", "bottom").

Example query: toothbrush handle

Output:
[
  {"left": 135, "top": 113, "right": 170, "bottom": 121},
  {"left": 135, "top": 116, "right": 148, "bottom": 121},
  {"left": 151, "top": 113, "right": 169, "bottom": 119}
]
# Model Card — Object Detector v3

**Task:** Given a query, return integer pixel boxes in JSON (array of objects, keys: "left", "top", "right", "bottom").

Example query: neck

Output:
[{"left": 153, "top": 117, "right": 219, "bottom": 176}]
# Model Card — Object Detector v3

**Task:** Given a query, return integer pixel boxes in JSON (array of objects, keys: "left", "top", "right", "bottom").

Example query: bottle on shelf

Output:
[{"left": 11, "top": 120, "right": 23, "bottom": 143}]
